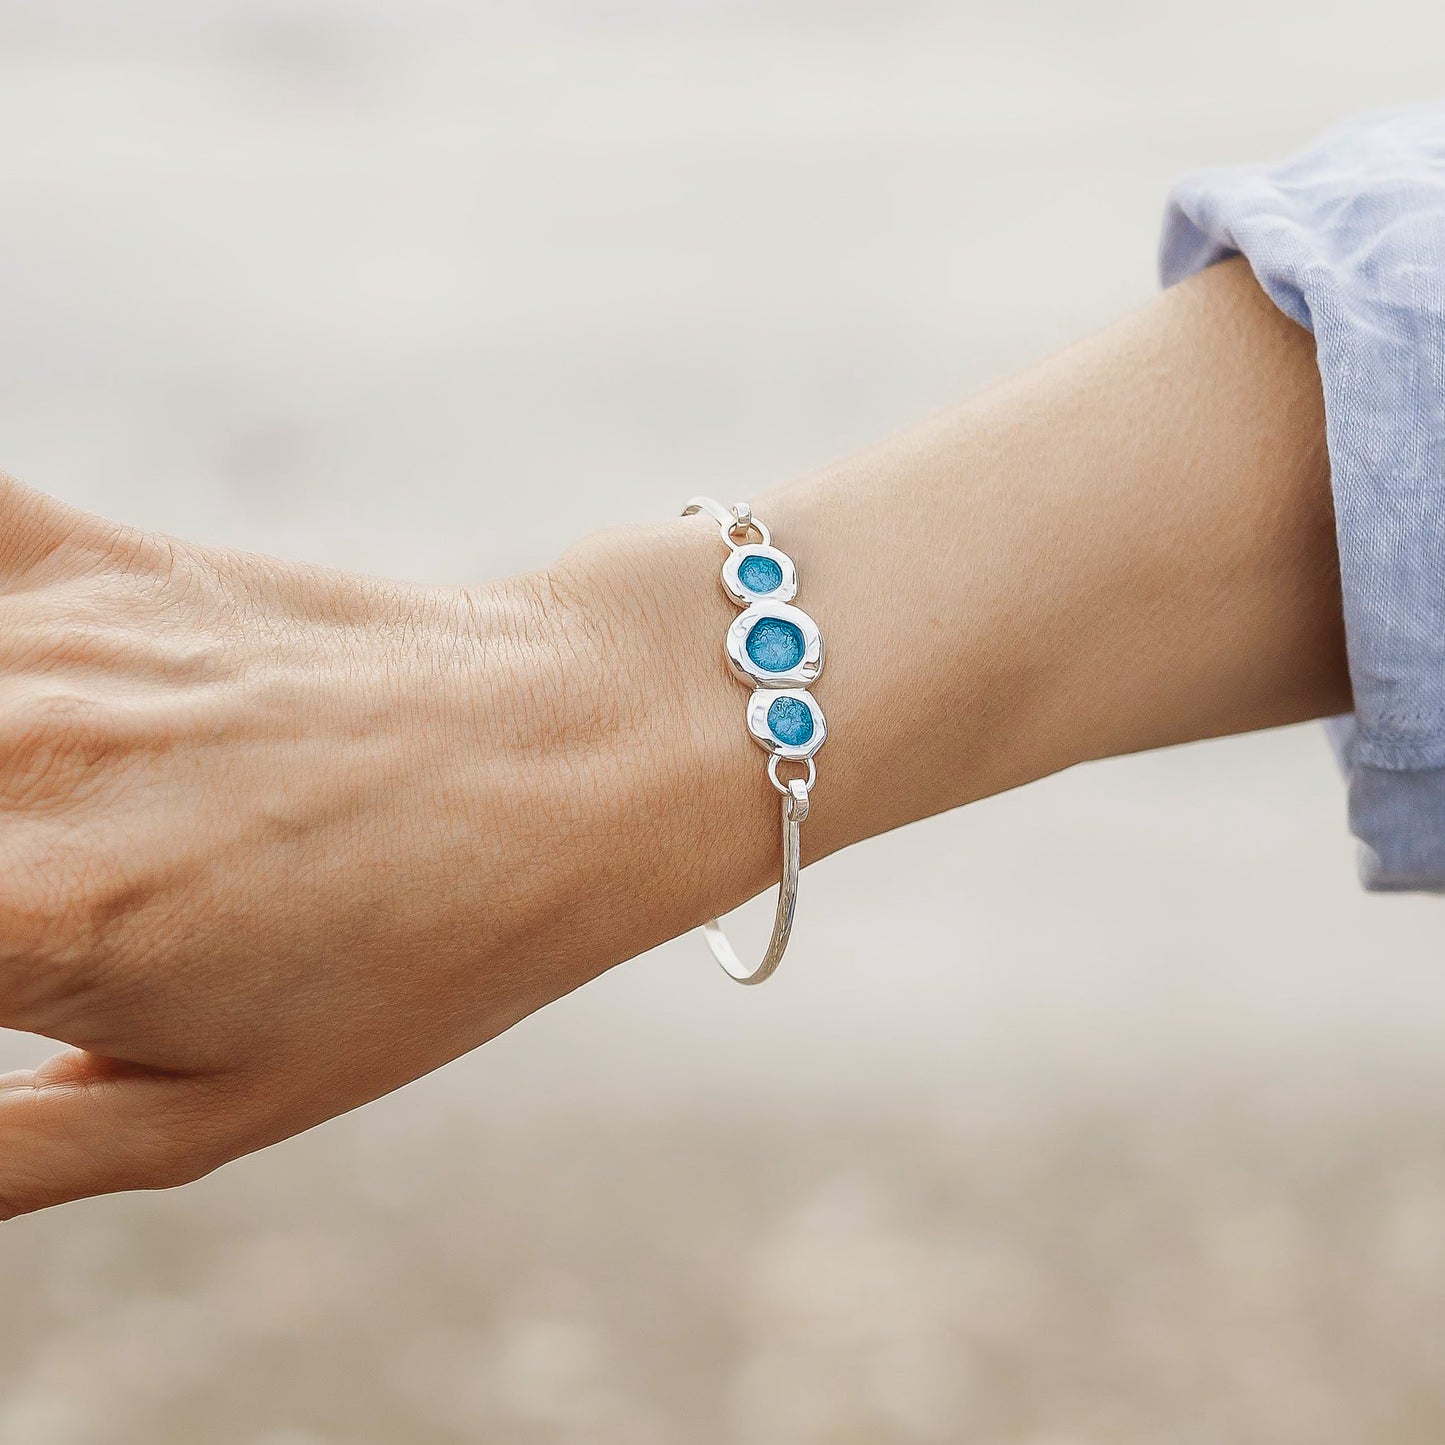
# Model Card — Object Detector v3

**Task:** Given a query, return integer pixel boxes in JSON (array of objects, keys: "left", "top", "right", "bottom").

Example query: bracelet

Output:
[{"left": 681, "top": 496, "right": 826, "bottom": 984}]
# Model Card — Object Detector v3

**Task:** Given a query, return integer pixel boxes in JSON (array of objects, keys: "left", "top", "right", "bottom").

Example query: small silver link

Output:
[
  {"left": 767, "top": 754, "right": 816, "bottom": 797},
  {"left": 729, "top": 501, "right": 753, "bottom": 537},
  {"left": 682, "top": 495, "right": 771, "bottom": 550}
]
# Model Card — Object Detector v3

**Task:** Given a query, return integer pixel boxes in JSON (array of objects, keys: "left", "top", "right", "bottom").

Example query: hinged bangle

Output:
[{"left": 681, "top": 496, "right": 826, "bottom": 984}]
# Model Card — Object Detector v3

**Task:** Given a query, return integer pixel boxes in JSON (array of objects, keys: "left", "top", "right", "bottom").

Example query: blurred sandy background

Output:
[{"left": 2, "top": 2, "right": 1445, "bottom": 1441}]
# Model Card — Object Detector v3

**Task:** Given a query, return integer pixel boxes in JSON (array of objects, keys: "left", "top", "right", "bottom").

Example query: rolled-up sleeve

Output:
[{"left": 1161, "top": 107, "right": 1445, "bottom": 890}]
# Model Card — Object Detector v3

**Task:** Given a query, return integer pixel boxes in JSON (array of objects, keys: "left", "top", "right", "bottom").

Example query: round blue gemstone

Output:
[
  {"left": 746, "top": 616, "right": 806, "bottom": 673},
  {"left": 767, "top": 695, "right": 815, "bottom": 747},
  {"left": 737, "top": 553, "right": 784, "bottom": 594}
]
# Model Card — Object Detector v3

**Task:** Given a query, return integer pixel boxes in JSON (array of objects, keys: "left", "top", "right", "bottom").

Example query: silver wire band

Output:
[
  {"left": 682, "top": 496, "right": 823, "bottom": 985},
  {"left": 699, "top": 778, "right": 809, "bottom": 985}
]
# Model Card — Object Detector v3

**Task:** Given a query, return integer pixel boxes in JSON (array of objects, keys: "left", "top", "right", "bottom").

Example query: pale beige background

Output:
[{"left": 2, "top": 4, "right": 1445, "bottom": 1442}]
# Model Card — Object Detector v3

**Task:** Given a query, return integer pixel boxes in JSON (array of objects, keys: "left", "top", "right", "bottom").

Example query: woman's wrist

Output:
[
  {"left": 530, "top": 521, "right": 784, "bottom": 938},
  {"left": 531, "top": 490, "right": 1052, "bottom": 943}
]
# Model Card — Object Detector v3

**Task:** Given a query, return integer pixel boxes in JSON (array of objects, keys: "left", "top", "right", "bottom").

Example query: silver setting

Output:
[
  {"left": 746, "top": 687, "right": 826, "bottom": 761},
  {"left": 681, "top": 496, "right": 824, "bottom": 985},
  {"left": 721, "top": 544, "right": 798, "bottom": 607},
  {"left": 724, "top": 601, "right": 824, "bottom": 689}
]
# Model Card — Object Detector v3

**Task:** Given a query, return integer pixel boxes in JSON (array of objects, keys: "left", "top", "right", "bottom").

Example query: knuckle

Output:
[
  {"left": 106, "top": 525, "right": 176, "bottom": 579},
  {"left": 67, "top": 520, "right": 175, "bottom": 583},
  {"left": 96, "top": 527, "right": 212, "bottom": 609}
]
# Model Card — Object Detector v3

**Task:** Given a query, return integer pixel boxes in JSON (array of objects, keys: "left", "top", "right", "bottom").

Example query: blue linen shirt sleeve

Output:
[{"left": 1160, "top": 107, "right": 1445, "bottom": 891}]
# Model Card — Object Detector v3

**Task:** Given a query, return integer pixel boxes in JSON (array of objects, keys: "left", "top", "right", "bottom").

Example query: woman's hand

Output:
[{"left": 0, "top": 479, "right": 771, "bottom": 1219}]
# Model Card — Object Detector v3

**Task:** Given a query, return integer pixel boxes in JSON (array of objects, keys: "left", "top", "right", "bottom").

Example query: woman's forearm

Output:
[{"left": 554, "top": 255, "right": 1347, "bottom": 928}]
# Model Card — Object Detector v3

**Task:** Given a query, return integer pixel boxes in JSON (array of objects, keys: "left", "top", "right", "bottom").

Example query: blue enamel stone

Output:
[
  {"left": 737, "top": 553, "right": 784, "bottom": 594},
  {"left": 746, "top": 616, "right": 806, "bottom": 673},
  {"left": 767, "top": 695, "right": 815, "bottom": 747}
]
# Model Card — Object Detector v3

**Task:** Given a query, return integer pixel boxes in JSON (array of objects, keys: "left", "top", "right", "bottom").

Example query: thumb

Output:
[{"left": 0, "top": 1053, "right": 228, "bottom": 1219}]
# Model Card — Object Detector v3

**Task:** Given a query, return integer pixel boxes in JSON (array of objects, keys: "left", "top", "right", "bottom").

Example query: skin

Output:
[{"left": 0, "top": 257, "right": 1348, "bottom": 1218}]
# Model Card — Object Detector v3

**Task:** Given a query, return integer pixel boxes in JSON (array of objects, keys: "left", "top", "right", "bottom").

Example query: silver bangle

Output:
[{"left": 681, "top": 496, "right": 826, "bottom": 984}]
